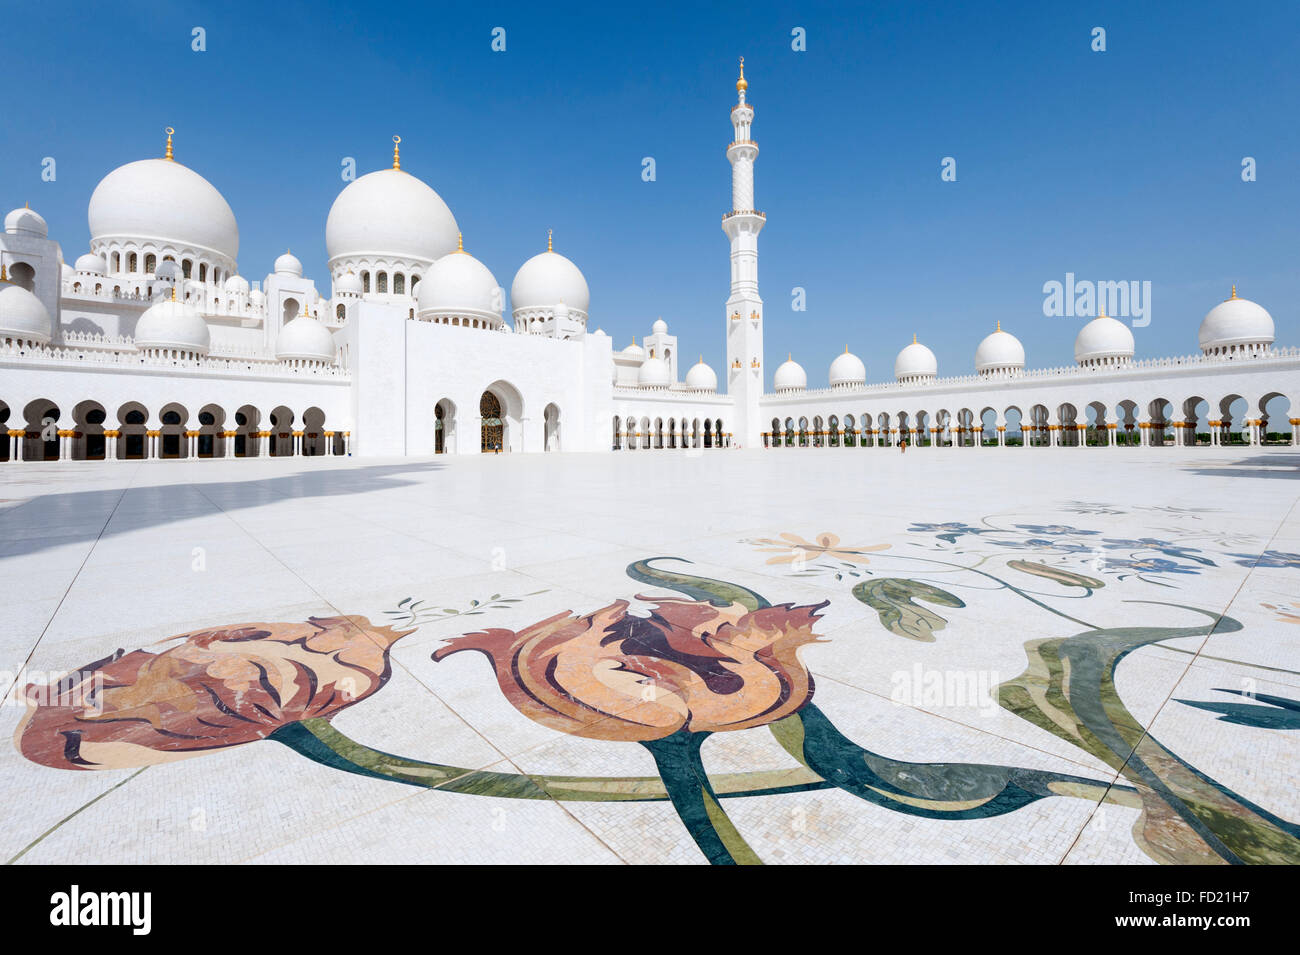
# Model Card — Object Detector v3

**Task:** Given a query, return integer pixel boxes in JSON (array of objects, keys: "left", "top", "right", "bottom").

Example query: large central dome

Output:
[
  {"left": 88, "top": 158, "right": 239, "bottom": 264},
  {"left": 325, "top": 168, "right": 459, "bottom": 266}
]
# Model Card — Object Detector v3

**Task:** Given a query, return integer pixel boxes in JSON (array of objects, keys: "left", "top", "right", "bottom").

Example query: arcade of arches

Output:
[
  {"left": 756, "top": 396, "right": 1299, "bottom": 449},
  {"left": 0, "top": 399, "right": 349, "bottom": 461}
]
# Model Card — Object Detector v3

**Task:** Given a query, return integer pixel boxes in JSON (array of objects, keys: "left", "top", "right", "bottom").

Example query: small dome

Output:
[
  {"left": 554, "top": 300, "right": 570, "bottom": 321},
  {"left": 621, "top": 341, "right": 645, "bottom": 359},
  {"left": 1074, "top": 313, "right": 1134, "bottom": 365},
  {"left": 895, "top": 337, "right": 938, "bottom": 382},
  {"left": 134, "top": 296, "right": 210, "bottom": 355},
  {"left": 774, "top": 356, "right": 807, "bottom": 393},
  {"left": 652, "top": 318, "right": 668, "bottom": 335},
  {"left": 61, "top": 262, "right": 75, "bottom": 283},
  {"left": 1198, "top": 288, "right": 1274, "bottom": 355},
  {"left": 637, "top": 355, "right": 671, "bottom": 389},
  {"left": 0, "top": 281, "right": 53, "bottom": 344},
  {"left": 511, "top": 245, "right": 590, "bottom": 314},
  {"left": 417, "top": 243, "right": 501, "bottom": 320},
  {"left": 224, "top": 273, "right": 249, "bottom": 294},
  {"left": 75, "top": 252, "right": 107, "bottom": 274},
  {"left": 5, "top": 205, "right": 48, "bottom": 238},
  {"left": 276, "top": 314, "right": 337, "bottom": 363},
  {"left": 829, "top": 347, "right": 866, "bottom": 388},
  {"left": 684, "top": 358, "right": 718, "bottom": 392},
  {"left": 274, "top": 250, "right": 303, "bottom": 277},
  {"left": 248, "top": 286, "right": 265, "bottom": 304},
  {"left": 334, "top": 270, "right": 362, "bottom": 295},
  {"left": 975, "top": 323, "right": 1025, "bottom": 375},
  {"left": 154, "top": 259, "right": 181, "bottom": 281}
]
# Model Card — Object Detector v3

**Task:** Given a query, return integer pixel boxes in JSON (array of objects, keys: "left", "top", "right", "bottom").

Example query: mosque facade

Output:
[{"left": 2, "top": 64, "right": 1298, "bottom": 463}]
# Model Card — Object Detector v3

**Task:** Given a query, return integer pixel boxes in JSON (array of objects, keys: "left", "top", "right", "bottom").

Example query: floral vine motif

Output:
[
  {"left": 746, "top": 531, "right": 889, "bottom": 567},
  {"left": 1262, "top": 600, "right": 1300, "bottom": 625},
  {"left": 383, "top": 589, "right": 551, "bottom": 629},
  {"left": 15, "top": 616, "right": 409, "bottom": 770}
]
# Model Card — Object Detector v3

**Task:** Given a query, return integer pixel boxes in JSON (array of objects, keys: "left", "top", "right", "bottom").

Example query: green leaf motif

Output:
[
  {"left": 852, "top": 579, "right": 966, "bottom": 642},
  {"left": 1008, "top": 560, "right": 1103, "bottom": 589}
]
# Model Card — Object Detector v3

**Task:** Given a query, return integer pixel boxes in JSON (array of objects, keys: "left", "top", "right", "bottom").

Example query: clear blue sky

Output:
[{"left": 3, "top": 0, "right": 1298, "bottom": 385}]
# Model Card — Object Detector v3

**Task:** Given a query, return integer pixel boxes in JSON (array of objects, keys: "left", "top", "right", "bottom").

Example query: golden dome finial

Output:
[
  {"left": 547, "top": 228, "right": 553, "bottom": 252},
  {"left": 1099, "top": 307, "right": 1107, "bottom": 318},
  {"left": 0, "top": 263, "right": 8, "bottom": 284},
  {"left": 788, "top": 351, "right": 792, "bottom": 361},
  {"left": 912, "top": 333, "right": 917, "bottom": 344},
  {"left": 392, "top": 135, "right": 402, "bottom": 170},
  {"left": 996, "top": 320, "right": 1001, "bottom": 332},
  {"left": 698, "top": 354, "right": 703, "bottom": 364},
  {"left": 1231, "top": 284, "right": 1237, "bottom": 300},
  {"left": 170, "top": 283, "right": 177, "bottom": 303},
  {"left": 736, "top": 56, "right": 747, "bottom": 93},
  {"left": 164, "top": 127, "right": 175, "bottom": 161},
  {"left": 456, "top": 232, "right": 464, "bottom": 253}
]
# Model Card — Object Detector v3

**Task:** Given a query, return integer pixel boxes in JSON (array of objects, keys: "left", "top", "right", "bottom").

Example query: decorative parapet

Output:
[{"left": 0, "top": 339, "right": 349, "bottom": 380}]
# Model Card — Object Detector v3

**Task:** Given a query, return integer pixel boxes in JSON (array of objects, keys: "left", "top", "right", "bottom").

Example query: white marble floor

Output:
[{"left": 1, "top": 447, "right": 1298, "bottom": 864}]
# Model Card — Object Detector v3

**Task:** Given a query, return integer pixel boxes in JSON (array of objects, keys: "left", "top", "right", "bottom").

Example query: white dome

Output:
[
  {"left": 0, "top": 282, "right": 52, "bottom": 344},
  {"left": 325, "top": 167, "right": 458, "bottom": 266},
  {"left": 895, "top": 338, "right": 938, "bottom": 381},
  {"left": 61, "top": 262, "right": 75, "bottom": 283},
  {"left": 637, "top": 355, "right": 671, "bottom": 389},
  {"left": 621, "top": 341, "right": 645, "bottom": 359},
  {"left": 974, "top": 324, "right": 1025, "bottom": 374},
  {"left": 133, "top": 297, "right": 210, "bottom": 355},
  {"left": 89, "top": 158, "right": 238, "bottom": 264},
  {"left": 248, "top": 286, "right": 265, "bottom": 304},
  {"left": 154, "top": 259, "right": 181, "bottom": 281},
  {"left": 684, "top": 358, "right": 718, "bottom": 392},
  {"left": 652, "top": 318, "right": 668, "bottom": 335},
  {"left": 554, "top": 300, "right": 570, "bottom": 321},
  {"left": 224, "top": 273, "right": 249, "bottom": 294},
  {"left": 774, "top": 356, "right": 807, "bottom": 393},
  {"left": 75, "top": 252, "right": 107, "bottom": 274},
  {"left": 1074, "top": 314, "right": 1134, "bottom": 365},
  {"left": 828, "top": 348, "right": 866, "bottom": 388},
  {"left": 6, "top": 205, "right": 47, "bottom": 238},
  {"left": 274, "top": 250, "right": 303, "bottom": 277},
  {"left": 1198, "top": 289, "right": 1274, "bottom": 354},
  {"left": 333, "top": 270, "right": 362, "bottom": 295},
  {"left": 417, "top": 244, "right": 501, "bottom": 319},
  {"left": 511, "top": 248, "right": 590, "bottom": 314},
  {"left": 276, "top": 315, "right": 336, "bottom": 363}
]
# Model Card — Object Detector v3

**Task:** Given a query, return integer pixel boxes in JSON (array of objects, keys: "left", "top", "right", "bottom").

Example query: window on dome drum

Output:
[
  {"left": 394, "top": 273, "right": 405, "bottom": 295},
  {"left": 377, "top": 272, "right": 388, "bottom": 294},
  {"left": 411, "top": 275, "right": 420, "bottom": 290},
  {"left": 128, "top": 253, "right": 138, "bottom": 273},
  {"left": 144, "top": 253, "right": 156, "bottom": 274},
  {"left": 336, "top": 304, "right": 346, "bottom": 322},
  {"left": 110, "top": 252, "right": 120, "bottom": 272},
  {"left": 199, "top": 264, "right": 207, "bottom": 283},
  {"left": 181, "top": 259, "right": 192, "bottom": 279},
  {"left": 361, "top": 271, "right": 370, "bottom": 293}
]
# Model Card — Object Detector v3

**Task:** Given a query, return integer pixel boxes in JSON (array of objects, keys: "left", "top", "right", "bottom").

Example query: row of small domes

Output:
[{"left": 769, "top": 293, "right": 1275, "bottom": 392}]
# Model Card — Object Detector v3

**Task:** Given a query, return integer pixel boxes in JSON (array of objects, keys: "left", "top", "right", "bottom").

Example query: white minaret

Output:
[{"left": 723, "top": 57, "right": 765, "bottom": 448}]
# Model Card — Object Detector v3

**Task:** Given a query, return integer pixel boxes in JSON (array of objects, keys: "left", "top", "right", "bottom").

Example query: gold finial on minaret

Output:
[
  {"left": 1231, "top": 284, "right": 1237, "bottom": 300},
  {"left": 736, "top": 56, "right": 747, "bottom": 92},
  {"left": 164, "top": 127, "right": 175, "bottom": 161},
  {"left": 392, "top": 135, "right": 402, "bottom": 170},
  {"left": 547, "top": 229, "right": 553, "bottom": 252}
]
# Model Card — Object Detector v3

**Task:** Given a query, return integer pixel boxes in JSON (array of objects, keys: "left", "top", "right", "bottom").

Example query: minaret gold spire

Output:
[
  {"left": 547, "top": 229, "right": 553, "bottom": 252},
  {"left": 392, "top": 135, "right": 401, "bottom": 170},
  {"left": 736, "top": 56, "right": 747, "bottom": 92},
  {"left": 164, "top": 127, "right": 175, "bottom": 161}
]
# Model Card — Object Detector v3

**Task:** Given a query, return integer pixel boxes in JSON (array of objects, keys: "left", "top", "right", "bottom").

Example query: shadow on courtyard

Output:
[
  {"left": 1184, "top": 453, "right": 1300, "bottom": 480},
  {"left": 0, "top": 460, "right": 446, "bottom": 559}
]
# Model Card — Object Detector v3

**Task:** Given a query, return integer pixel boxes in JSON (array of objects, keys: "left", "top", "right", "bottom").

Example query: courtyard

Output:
[{"left": 1, "top": 447, "right": 1297, "bottom": 865}]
